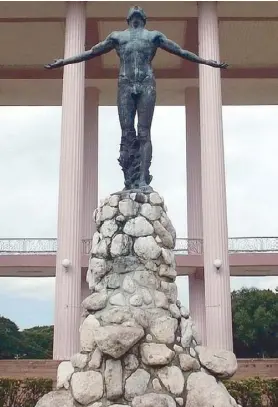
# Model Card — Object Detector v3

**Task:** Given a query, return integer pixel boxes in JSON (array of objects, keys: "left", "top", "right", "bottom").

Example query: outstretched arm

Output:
[
  {"left": 45, "top": 33, "right": 116, "bottom": 69},
  {"left": 155, "top": 32, "right": 228, "bottom": 69}
]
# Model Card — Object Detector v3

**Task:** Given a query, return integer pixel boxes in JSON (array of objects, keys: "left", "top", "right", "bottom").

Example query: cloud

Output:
[
  {"left": 231, "top": 276, "right": 278, "bottom": 291},
  {"left": 223, "top": 106, "right": 278, "bottom": 236},
  {"left": 0, "top": 277, "right": 55, "bottom": 302},
  {"left": 0, "top": 277, "right": 55, "bottom": 329},
  {"left": 0, "top": 107, "right": 61, "bottom": 238}
]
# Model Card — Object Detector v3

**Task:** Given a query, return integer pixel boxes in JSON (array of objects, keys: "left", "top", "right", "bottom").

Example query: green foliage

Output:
[
  {"left": 225, "top": 377, "right": 278, "bottom": 407},
  {"left": 1, "top": 377, "right": 278, "bottom": 407},
  {"left": 264, "top": 379, "right": 278, "bottom": 407},
  {"left": 0, "top": 378, "right": 52, "bottom": 407},
  {"left": 0, "top": 316, "right": 53, "bottom": 359},
  {"left": 232, "top": 288, "right": 278, "bottom": 358},
  {"left": 0, "top": 317, "right": 22, "bottom": 359},
  {"left": 2, "top": 287, "right": 278, "bottom": 360},
  {"left": 20, "top": 326, "right": 53, "bottom": 359},
  {"left": 0, "top": 288, "right": 278, "bottom": 359}
]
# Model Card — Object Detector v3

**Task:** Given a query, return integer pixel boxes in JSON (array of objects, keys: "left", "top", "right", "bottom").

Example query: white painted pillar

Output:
[
  {"left": 81, "top": 88, "right": 99, "bottom": 302},
  {"left": 83, "top": 87, "right": 99, "bottom": 241},
  {"left": 81, "top": 271, "right": 90, "bottom": 302},
  {"left": 198, "top": 1, "right": 233, "bottom": 350},
  {"left": 185, "top": 87, "right": 206, "bottom": 345},
  {"left": 53, "top": 1, "right": 86, "bottom": 360}
]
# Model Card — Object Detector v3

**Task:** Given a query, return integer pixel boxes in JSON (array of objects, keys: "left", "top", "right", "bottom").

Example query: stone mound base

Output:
[{"left": 36, "top": 190, "right": 240, "bottom": 407}]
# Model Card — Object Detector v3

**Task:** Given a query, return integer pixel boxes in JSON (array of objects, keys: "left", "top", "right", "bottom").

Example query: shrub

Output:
[
  {"left": 0, "top": 377, "right": 278, "bottom": 407},
  {"left": 263, "top": 379, "right": 278, "bottom": 407},
  {"left": 225, "top": 377, "right": 278, "bottom": 407},
  {"left": 0, "top": 378, "right": 52, "bottom": 407}
]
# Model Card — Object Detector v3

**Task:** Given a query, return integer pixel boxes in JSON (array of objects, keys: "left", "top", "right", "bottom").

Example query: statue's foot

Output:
[
  {"left": 138, "top": 181, "right": 153, "bottom": 193},
  {"left": 122, "top": 181, "right": 132, "bottom": 191}
]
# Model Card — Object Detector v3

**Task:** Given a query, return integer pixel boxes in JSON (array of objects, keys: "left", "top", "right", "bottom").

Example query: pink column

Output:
[
  {"left": 185, "top": 87, "right": 206, "bottom": 345},
  {"left": 198, "top": 1, "right": 233, "bottom": 350},
  {"left": 82, "top": 87, "right": 99, "bottom": 240},
  {"left": 81, "top": 271, "right": 90, "bottom": 304},
  {"left": 53, "top": 1, "right": 86, "bottom": 360}
]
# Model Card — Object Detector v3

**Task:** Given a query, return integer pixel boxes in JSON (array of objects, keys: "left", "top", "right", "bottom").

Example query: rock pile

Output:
[{"left": 36, "top": 190, "right": 240, "bottom": 407}]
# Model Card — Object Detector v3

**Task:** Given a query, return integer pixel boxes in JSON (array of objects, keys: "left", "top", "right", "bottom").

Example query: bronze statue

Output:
[{"left": 45, "top": 6, "right": 227, "bottom": 192}]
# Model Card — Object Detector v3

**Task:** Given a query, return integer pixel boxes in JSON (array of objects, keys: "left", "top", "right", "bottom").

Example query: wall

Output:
[{"left": 0, "top": 359, "right": 277, "bottom": 381}]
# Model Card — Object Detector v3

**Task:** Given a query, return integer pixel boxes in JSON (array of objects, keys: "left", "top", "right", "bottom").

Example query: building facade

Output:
[{"left": 1, "top": 1, "right": 278, "bottom": 360}]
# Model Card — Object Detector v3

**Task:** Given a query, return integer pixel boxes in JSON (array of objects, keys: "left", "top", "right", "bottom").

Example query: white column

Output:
[
  {"left": 81, "top": 271, "right": 90, "bottom": 302},
  {"left": 185, "top": 87, "right": 206, "bottom": 345},
  {"left": 83, "top": 87, "right": 99, "bottom": 240},
  {"left": 198, "top": 1, "right": 233, "bottom": 350},
  {"left": 53, "top": 1, "right": 86, "bottom": 360}
]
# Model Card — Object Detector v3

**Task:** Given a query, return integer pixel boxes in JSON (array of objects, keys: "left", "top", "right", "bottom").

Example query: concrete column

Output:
[
  {"left": 188, "top": 270, "right": 206, "bottom": 344},
  {"left": 80, "top": 272, "right": 90, "bottom": 324},
  {"left": 83, "top": 87, "right": 99, "bottom": 241},
  {"left": 185, "top": 87, "right": 206, "bottom": 345},
  {"left": 53, "top": 1, "right": 86, "bottom": 360},
  {"left": 81, "top": 271, "right": 90, "bottom": 303},
  {"left": 198, "top": 1, "right": 233, "bottom": 350}
]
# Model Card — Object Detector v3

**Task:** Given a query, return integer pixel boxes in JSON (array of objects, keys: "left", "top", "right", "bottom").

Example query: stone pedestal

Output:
[{"left": 37, "top": 191, "right": 240, "bottom": 407}]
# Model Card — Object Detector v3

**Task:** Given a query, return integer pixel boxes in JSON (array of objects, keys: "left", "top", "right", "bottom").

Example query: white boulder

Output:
[
  {"left": 124, "top": 216, "right": 154, "bottom": 237},
  {"left": 157, "top": 366, "right": 184, "bottom": 396},
  {"left": 71, "top": 371, "right": 103, "bottom": 405},
  {"left": 56, "top": 361, "right": 74, "bottom": 390},
  {"left": 79, "top": 315, "right": 100, "bottom": 352},
  {"left": 35, "top": 390, "right": 75, "bottom": 407},
  {"left": 134, "top": 236, "right": 161, "bottom": 260},
  {"left": 196, "top": 346, "right": 238, "bottom": 378},
  {"left": 94, "top": 325, "right": 144, "bottom": 358},
  {"left": 150, "top": 316, "right": 177, "bottom": 344},
  {"left": 140, "top": 343, "right": 174, "bottom": 366},
  {"left": 111, "top": 234, "right": 131, "bottom": 257},
  {"left": 105, "top": 359, "right": 123, "bottom": 400},
  {"left": 125, "top": 369, "right": 150, "bottom": 400}
]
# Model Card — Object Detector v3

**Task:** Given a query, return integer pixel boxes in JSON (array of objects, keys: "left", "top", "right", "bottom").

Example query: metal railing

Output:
[
  {"left": 228, "top": 237, "right": 278, "bottom": 253},
  {"left": 0, "top": 238, "right": 57, "bottom": 254},
  {"left": 1, "top": 237, "right": 278, "bottom": 255}
]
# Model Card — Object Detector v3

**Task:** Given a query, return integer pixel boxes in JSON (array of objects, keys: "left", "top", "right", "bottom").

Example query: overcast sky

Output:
[{"left": 0, "top": 105, "right": 278, "bottom": 329}]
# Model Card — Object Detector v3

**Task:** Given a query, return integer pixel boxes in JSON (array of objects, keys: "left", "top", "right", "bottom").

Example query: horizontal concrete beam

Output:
[
  {"left": 1, "top": 358, "right": 277, "bottom": 380},
  {"left": 1, "top": 253, "right": 278, "bottom": 277}
]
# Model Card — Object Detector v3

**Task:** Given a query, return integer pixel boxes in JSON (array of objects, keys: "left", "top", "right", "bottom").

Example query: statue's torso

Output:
[{"left": 112, "top": 28, "right": 159, "bottom": 83}]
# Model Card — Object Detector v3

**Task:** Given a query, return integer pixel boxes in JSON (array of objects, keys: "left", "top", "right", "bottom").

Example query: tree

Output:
[
  {"left": 2, "top": 287, "right": 278, "bottom": 360},
  {"left": 0, "top": 317, "right": 53, "bottom": 359},
  {"left": 20, "top": 325, "right": 53, "bottom": 359},
  {"left": 232, "top": 288, "right": 278, "bottom": 358},
  {"left": 0, "top": 316, "right": 22, "bottom": 359}
]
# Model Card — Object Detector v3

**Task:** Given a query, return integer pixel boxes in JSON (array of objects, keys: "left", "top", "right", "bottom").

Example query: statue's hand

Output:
[
  {"left": 206, "top": 60, "right": 228, "bottom": 69},
  {"left": 44, "top": 59, "right": 64, "bottom": 69}
]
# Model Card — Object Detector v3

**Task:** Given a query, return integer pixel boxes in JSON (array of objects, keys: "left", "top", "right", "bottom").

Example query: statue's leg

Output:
[
  {"left": 117, "top": 82, "right": 137, "bottom": 189},
  {"left": 137, "top": 79, "right": 156, "bottom": 187}
]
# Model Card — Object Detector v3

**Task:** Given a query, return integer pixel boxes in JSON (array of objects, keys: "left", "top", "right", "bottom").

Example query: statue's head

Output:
[{"left": 127, "top": 6, "right": 147, "bottom": 28}]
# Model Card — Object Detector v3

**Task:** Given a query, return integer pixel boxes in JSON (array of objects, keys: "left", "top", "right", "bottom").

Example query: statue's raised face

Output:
[{"left": 127, "top": 6, "right": 147, "bottom": 28}]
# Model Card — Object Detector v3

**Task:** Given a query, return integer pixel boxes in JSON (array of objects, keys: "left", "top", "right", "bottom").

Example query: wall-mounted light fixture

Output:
[
  {"left": 62, "top": 258, "right": 71, "bottom": 271},
  {"left": 213, "top": 258, "right": 222, "bottom": 271}
]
